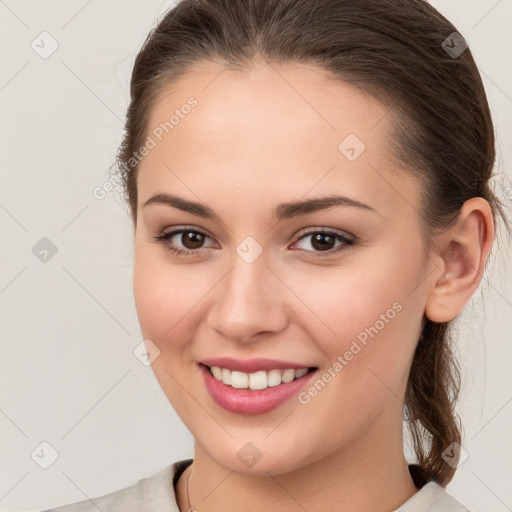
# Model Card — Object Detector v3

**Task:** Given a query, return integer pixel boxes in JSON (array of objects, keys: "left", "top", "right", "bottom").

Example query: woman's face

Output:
[{"left": 133, "top": 60, "right": 432, "bottom": 475}]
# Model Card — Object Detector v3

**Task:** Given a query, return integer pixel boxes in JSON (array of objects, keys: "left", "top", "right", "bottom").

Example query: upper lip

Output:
[{"left": 199, "top": 357, "right": 315, "bottom": 373}]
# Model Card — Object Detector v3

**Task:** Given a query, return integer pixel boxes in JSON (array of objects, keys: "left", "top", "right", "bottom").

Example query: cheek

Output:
[
  {"left": 286, "top": 256, "right": 411, "bottom": 343},
  {"left": 132, "top": 243, "right": 201, "bottom": 415},
  {"left": 132, "top": 242, "right": 193, "bottom": 346},
  {"left": 288, "top": 272, "right": 415, "bottom": 441},
  {"left": 286, "top": 247, "right": 423, "bottom": 388}
]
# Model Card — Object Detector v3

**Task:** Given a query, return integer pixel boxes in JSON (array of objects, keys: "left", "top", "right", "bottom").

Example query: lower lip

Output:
[{"left": 199, "top": 364, "right": 317, "bottom": 415}]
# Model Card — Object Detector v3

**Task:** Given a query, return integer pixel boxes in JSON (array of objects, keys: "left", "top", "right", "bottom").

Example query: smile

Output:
[
  {"left": 207, "top": 365, "right": 311, "bottom": 390},
  {"left": 198, "top": 361, "right": 318, "bottom": 415}
]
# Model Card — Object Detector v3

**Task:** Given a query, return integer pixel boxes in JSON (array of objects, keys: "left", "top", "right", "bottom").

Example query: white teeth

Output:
[
  {"left": 267, "top": 369, "right": 282, "bottom": 387},
  {"left": 221, "top": 367, "right": 231, "bottom": 385},
  {"left": 281, "top": 369, "right": 295, "bottom": 383},
  {"left": 230, "top": 371, "right": 248, "bottom": 389},
  {"left": 249, "top": 371, "right": 267, "bottom": 390},
  {"left": 295, "top": 368, "right": 308, "bottom": 378},
  {"left": 209, "top": 366, "right": 310, "bottom": 390},
  {"left": 211, "top": 366, "right": 223, "bottom": 380}
]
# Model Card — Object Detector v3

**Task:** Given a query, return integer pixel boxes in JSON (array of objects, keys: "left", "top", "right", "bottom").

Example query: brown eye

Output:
[
  {"left": 179, "top": 230, "right": 206, "bottom": 250},
  {"left": 310, "top": 232, "right": 337, "bottom": 251},
  {"left": 153, "top": 227, "right": 355, "bottom": 258},
  {"left": 153, "top": 228, "right": 216, "bottom": 256},
  {"left": 292, "top": 230, "right": 355, "bottom": 257}
]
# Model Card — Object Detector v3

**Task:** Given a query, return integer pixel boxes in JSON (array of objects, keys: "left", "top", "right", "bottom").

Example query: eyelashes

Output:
[
  {"left": 152, "top": 225, "right": 357, "bottom": 259},
  {"left": 153, "top": 229, "right": 215, "bottom": 257},
  {"left": 152, "top": 227, "right": 356, "bottom": 259}
]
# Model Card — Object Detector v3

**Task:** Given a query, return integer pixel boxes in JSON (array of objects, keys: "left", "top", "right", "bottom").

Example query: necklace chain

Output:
[{"left": 186, "top": 466, "right": 194, "bottom": 512}]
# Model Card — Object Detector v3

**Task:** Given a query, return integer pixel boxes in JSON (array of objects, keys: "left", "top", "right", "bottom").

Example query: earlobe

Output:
[{"left": 424, "top": 197, "right": 494, "bottom": 324}]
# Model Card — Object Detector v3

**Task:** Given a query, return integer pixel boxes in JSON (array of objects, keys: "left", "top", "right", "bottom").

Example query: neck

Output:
[{"left": 176, "top": 413, "right": 419, "bottom": 512}]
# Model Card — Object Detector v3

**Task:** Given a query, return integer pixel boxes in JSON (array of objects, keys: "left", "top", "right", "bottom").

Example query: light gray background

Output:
[{"left": 0, "top": 0, "right": 511, "bottom": 510}]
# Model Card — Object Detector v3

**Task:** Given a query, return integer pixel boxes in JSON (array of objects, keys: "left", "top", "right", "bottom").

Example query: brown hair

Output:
[{"left": 114, "top": 0, "right": 511, "bottom": 487}]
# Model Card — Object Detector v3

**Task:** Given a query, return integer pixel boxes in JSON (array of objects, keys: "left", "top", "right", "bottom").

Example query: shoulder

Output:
[
  {"left": 40, "top": 459, "right": 193, "bottom": 512},
  {"left": 396, "top": 481, "right": 473, "bottom": 512}
]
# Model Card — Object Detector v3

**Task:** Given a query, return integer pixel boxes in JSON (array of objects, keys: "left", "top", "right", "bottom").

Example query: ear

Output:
[{"left": 424, "top": 197, "right": 495, "bottom": 323}]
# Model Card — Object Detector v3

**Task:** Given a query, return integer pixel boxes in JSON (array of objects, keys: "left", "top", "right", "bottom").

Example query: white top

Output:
[{"left": 42, "top": 459, "right": 472, "bottom": 512}]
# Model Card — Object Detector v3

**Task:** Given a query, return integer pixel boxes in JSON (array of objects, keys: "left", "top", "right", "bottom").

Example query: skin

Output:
[{"left": 132, "top": 58, "right": 494, "bottom": 512}]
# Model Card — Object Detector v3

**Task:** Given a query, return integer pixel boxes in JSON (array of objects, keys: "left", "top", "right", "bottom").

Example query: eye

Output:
[
  {"left": 152, "top": 227, "right": 355, "bottom": 258},
  {"left": 290, "top": 229, "right": 355, "bottom": 257},
  {"left": 152, "top": 227, "right": 216, "bottom": 257}
]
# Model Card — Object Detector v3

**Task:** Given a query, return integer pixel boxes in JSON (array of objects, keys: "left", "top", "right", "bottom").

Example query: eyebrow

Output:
[{"left": 142, "top": 192, "right": 378, "bottom": 221}]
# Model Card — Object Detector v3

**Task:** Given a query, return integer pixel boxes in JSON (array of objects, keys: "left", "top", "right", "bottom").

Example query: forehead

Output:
[
  {"left": 137, "top": 60, "right": 418, "bottom": 223},
  {"left": 147, "top": 59, "right": 385, "bottom": 142}
]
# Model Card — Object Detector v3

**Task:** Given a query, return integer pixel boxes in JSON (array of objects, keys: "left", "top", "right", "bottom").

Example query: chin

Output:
[{"left": 196, "top": 434, "right": 320, "bottom": 477}]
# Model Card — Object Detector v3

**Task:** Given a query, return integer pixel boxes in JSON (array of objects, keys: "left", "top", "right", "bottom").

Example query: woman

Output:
[{"left": 44, "top": 0, "right": 510, "bottom": 510}]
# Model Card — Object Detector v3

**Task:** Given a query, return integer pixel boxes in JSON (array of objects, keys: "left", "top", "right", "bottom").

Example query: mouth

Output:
[
  {"left": 198, "top": 360, "right": 319, "bottom": 415},
  {"left": 199, "top": 363, "right": 317, "bottom": 390}
]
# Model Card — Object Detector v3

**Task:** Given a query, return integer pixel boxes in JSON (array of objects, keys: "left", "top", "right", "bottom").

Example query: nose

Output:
[{"left": 206, "top": 251, "right": 289, "bottom": 344}]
